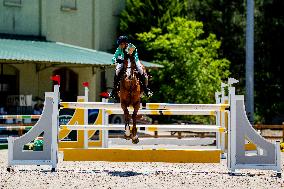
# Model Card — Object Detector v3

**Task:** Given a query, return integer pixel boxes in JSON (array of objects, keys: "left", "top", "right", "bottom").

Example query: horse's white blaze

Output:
[{"left": 126, "top": 59, "right": 131, "bottom": 78}]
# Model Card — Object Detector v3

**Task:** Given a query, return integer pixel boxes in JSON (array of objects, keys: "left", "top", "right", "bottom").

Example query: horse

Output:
[{"left": 119, "top": 55, "right": 141, "bottom": 144}]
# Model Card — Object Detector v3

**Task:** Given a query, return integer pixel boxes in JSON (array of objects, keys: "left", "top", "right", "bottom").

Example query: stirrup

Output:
[
  {"left": 146, "top": 90, "right": 153, "bottom": 97},
  {"left": 109, "top": 89, "right": 118, "bottom": 99}
]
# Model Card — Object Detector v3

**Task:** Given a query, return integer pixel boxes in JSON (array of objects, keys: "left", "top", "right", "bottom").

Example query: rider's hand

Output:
[{"left": 128, "top": 47, "right": 135, "bottom": 55}]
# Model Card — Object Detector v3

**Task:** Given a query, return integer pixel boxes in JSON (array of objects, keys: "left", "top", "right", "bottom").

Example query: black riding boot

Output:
[
  {"left": 110, "top": 70, "right": 124, "bottom": 100},
  {"left": 110, "top": 75, "right": 120, "bottom": 100},
  {"left": 138, "top": 73, "right": 153, "bottom": 97}
]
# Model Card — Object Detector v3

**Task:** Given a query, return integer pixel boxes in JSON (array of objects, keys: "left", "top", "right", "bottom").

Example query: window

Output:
[
  {"left": 53, "top": 68, "right": 78, "bottom": 102},
  {"left": 3, "top": 0, "right": 22, "bottom": 7},
  {"left": 61, "top": 0, "right": 77, "bottom": 12}
]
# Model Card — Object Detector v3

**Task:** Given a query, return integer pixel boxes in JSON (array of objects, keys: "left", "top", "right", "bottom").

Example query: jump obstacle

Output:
[
  {"left": 59, "top": 81, "right": 252, "bottom": 153},
  {"left": 7, "top": 78, "right": 281, "bottom": 177}
]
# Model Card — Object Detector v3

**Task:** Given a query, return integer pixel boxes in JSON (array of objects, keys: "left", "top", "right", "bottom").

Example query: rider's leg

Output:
[
  {"left": 135, "top": 61, "right": 152, "bottom": 97},
  {"left": 110, "top": 63, "right": 124, "bottom": 99},
  {"left": 138, "top": 73, "right": 152, "bottom": 97}
]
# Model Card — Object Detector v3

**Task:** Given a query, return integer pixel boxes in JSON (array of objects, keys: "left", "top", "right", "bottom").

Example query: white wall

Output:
[
  {"left": 43, "top": 0, "right": 94, "bottom": 49},
  {"left": 0, "top": 0, "right": 40, "bottom": 35},
  {"left": 94, "top": 0, "right": 124, "bottom": 51},
  {"left": 11, "top": 63, "right": 99, "bottom": 102},
  {"left": 0, "top": 0, "right": 126, "bottom": 101}
]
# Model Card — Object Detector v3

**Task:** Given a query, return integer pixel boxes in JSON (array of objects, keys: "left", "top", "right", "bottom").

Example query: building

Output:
[{"left": 0, "top": 0, "right": 161, "bottom": 114}]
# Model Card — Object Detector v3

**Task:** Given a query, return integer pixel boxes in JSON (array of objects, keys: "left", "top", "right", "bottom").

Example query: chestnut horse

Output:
[{"left": 119, "top": 55, "right": 141, "bottom": 144}]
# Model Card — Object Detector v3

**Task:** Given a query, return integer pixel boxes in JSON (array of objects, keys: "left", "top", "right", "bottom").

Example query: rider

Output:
[{"left": 109, "top": 35, "right": 152, "bottom": 100}]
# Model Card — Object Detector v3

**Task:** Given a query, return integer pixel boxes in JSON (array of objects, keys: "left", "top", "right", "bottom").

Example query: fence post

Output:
[{"left": 154, "top": 120, "right": 158, "bottom": 138}]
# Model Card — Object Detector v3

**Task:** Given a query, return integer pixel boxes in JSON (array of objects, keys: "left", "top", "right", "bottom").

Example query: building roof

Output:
[{"left": 0, "top": 39, "right": 163, "bottom": 68}]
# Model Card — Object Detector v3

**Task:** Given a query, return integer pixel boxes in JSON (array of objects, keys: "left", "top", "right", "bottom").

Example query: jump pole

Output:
[{"left": 63, "top": 148, "right": 221, "bottom": 163}]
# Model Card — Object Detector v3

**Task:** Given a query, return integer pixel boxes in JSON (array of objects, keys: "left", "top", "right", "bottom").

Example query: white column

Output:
[
  {"left": 215, "top": 92, "right": 221, "bottom": 151},
  {"left": 102, "top": 98, "right": 109, "bottom": 148},
  {"left": 83, "top": 86, "right": 89, "bottom": 149},
  {"left": 228, "top": 85, "right": 236, "bottom": 172},
  {"left": 220, "top": 83, "right": 227, "bottom": 158},
  {"left": 51, "top": 84, "right": 60, "bottom": 170},
  {"left": 276, "top": 141, "right": 281, "bottom": 173}
]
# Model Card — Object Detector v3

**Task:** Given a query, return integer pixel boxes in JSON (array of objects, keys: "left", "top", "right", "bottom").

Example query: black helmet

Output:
[{"left": 117, "top": 35, "right": 128, "bottom": 45}]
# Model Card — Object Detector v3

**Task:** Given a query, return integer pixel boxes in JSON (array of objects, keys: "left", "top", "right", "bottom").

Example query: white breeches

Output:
[
  {"left": 115, "top": 60, "right": 144, "bottom": 75},
  {"left": 115, "top": 63, "right": 124, "bottom": 75}
]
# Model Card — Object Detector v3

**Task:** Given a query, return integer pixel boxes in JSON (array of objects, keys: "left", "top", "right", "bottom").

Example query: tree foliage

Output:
[
  {"left": 118, "top": 0, "right": 284, "bottom": 123},
  {"left": 137, "top": 18, "right": 230, "bottom": 104},
  {"left": 186, "top": 0, "right": 284, "bottom": 123},
  {"left": 119, "top": 0, "right": 188, "bottom": 36},
  {"left": 119, "top": 0, "right": 188, "bottom": 59},
  {"left": 254, "top": 0, "right": 284, "bottom": 123},
  {"left": 187, "top": 0, "right": 246, "bottom": 87}
]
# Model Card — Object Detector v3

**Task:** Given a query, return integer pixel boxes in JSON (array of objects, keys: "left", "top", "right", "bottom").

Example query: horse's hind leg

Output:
[{"left": 131, "top": 104, "right": 140, "bottom": 144}]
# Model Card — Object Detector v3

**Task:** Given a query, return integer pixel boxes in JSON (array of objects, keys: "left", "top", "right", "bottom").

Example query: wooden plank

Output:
[
  {"left": 63, "top": 148, "right": 221, "bottom": 163},
  {"left": 254, "top": 125, "right": 284, "bottom": 129}
]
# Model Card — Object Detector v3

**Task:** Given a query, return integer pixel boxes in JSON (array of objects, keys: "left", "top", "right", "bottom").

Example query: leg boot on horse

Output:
[
  {"left": 122, "top": 104, "right": 132, "bottom": 140},
  {"left": 131, "top": 103, "right": 140, "bottom": 144}
]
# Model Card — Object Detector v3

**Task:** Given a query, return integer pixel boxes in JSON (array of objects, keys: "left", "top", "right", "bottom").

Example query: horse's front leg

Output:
[
  {"left": 131, "top": 103, "right": 140, "bottom": 144},
  {"left": 121, "top": 103, "right": 131, "bottom": 140}
]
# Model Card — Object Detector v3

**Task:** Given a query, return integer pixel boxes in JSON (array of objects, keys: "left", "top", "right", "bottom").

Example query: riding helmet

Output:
[{"left": 117, "top": 35, "right": 128, "bottom": 45}]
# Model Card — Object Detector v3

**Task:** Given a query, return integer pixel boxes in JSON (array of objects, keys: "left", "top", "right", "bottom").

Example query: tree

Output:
[
  {"left": 187, "top": 0, "right": 284, "bottom": 123},
  {"left": 187, "top": 0, "right": 246, "bottom": 88},
  {"left": 137, "top": 17, "right": 230, "bottom": 104},
  {"left": 254, "top": 0, "right": 284, "bottom": 123},
  {"left": 119, "top": 0, "right": 284, "bottom": 123},
  {"left": 119, "top": 0, "right": 188, "bottom": 60}
]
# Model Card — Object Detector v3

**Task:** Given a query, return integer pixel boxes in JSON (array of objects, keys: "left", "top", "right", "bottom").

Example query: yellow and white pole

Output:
[{"left": 83, "top": 82, "right": 89, "bottom": 149}]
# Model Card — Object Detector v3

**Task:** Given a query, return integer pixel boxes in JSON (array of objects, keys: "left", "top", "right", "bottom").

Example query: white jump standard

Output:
[{"left": 7, "top": 85, "right": 60, "bottom": 172}]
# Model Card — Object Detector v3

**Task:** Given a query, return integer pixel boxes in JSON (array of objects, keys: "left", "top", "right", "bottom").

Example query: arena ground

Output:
[{"left": 1, "top": 149, "right": 284, "bottom": 189}]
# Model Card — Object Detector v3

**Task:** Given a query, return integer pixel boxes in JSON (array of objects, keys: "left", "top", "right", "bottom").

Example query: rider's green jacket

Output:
[{"left": 112, "top": 43, "right": 139, "bottom": 64}]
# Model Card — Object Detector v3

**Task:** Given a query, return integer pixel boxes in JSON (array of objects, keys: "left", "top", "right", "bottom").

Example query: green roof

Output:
[{"left": 0, "top": 39, "right": 163, "bottom": 68}]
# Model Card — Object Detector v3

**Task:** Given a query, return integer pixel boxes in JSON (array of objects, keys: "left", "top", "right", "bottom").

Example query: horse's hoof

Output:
[
  {"left": 132, "top": 138, "right": 139, "bottom": 144},
  {"left": 124, "top": 134, "right": 131, "bottom": 140}
]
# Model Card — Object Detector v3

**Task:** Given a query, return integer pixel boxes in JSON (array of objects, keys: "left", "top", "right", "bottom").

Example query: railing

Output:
[{"left": 254, "top": 123, "right": 284, "bottom": 141}]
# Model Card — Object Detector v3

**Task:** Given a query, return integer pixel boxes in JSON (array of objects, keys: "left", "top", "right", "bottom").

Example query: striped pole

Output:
[
  {"left": 106, "top": 109, "right": 217, "bottom": 116},
  {"left": 61, "top": 102, "right": 229, "bottom": 111},
  {"left": 61, "top": 124, "right": 225, "bottom": 133},
  {"left": 0, "top": 126, "right": 33, "bottom": 129},
  {"left": 0, "top": 115, "right": 41, "bottom": 119}
]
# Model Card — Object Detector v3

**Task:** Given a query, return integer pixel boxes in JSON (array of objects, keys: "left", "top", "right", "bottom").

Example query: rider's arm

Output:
[
  {"left": 133, "top": 49, "right": 140, "bottom": 64},
  {"left": 112, "top": 48, "right": 122, "bottom": 64}
]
